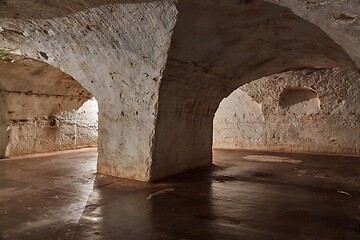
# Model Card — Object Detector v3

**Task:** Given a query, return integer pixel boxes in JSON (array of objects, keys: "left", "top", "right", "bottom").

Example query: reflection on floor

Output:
[{"left": 0, "top": 148, "right": 359, "bottom": 240}]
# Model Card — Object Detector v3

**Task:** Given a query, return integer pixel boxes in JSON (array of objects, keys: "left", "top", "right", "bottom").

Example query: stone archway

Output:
[
  {"left": 0, "top": 0, "right": 177, "bottom": 181},
  {"left": 151, "top": 0, "right": 357, "bottom": 181},
  {"left": 0, "top": 52, "right": 98, "bottom": 157},
  {"left": 213, "top": 68, "right": 360, "bottom": 155},
  {"left": 1, "top": 0, "right": 358, "bottom": 181}
]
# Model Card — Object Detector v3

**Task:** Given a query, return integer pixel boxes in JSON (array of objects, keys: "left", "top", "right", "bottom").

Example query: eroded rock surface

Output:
[
  {"left": 0, "top": 0, "right": 177, "bottom": 180},
  {"left": 0, "top": 54, "right": 97, "bottom": 157},
  {"left": 0, "top": 0, "right": 359, "bottom": 180},
  {"left": 214, "top": 68, "right": 360, "bottom": 155},
  {"left": 4, "top": 98, "right": 98, "bottom": 157}
]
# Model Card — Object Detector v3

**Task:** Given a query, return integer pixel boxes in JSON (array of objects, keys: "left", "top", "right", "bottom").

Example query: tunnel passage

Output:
[
  {"left": 0, "top": 0, "right": 177, "bottom": 180},
  {"left": 1, "top": 0, "right": 359, "bottom": 181},
  {"left": 0, "top": 52, "right": 98, "bottom": 158},
  {"left": 213, "top": 68, "right": 360, "bottom": 155},
  {"left": 151, "top": 0, "right": 357, "bottom": 181},
  {"left": 213, "top": 89, "right": 265, "bottom": 150}
]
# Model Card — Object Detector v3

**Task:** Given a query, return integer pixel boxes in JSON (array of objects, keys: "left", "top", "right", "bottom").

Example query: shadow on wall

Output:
[
  {"left": 1, "top": 0, "right": 358, "bottom": 180},
  {"left": 0, "top": 52, "right": 99, "bottom": 158},
  {"left": 0, "top": 95, "right": 8, "bottom": 158},
  {"left": 152, "top": 0, "right": 357, "bottom": 180}
]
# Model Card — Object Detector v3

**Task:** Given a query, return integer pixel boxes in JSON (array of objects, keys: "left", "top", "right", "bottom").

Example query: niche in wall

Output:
[
  {"left": 279, "top": 87, "right": 320, "bottom": 115},
  {"left": 213, "top": 69, "right": 360, "bottom": 155}
]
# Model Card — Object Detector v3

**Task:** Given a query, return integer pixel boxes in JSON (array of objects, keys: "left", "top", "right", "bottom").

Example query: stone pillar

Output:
[
  {"left": 0, "top": 0, "right": 358, "bottom": 182},
  {"left": 151, "top": 86, "right": 219, "bottom": 180},
  {"left": 0, "top": 0, "right": 178, "bottom": 181},
  {"left": 0, "top": 93, "right": 8, "bottom": 158},
  {"left": 148, "top": 0, "right": 357, "bottom": 181}
]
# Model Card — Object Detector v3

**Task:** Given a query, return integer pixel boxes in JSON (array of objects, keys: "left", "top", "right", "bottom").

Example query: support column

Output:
[
  {"left": 0, "top": 93, "right": 8, "bottom": 158},
  {"left": 151, "top": 84, "right": 220, "bottom": 181}
]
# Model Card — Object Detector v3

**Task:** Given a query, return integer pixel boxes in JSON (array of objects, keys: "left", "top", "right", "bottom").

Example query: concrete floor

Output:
[{"left": 0, "top": 148, "right": 359, "bottom": 240}]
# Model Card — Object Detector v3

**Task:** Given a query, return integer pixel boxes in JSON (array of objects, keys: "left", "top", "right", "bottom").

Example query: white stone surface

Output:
[
  {"left": 266, "top": 0, "right": 360, "bottom": 67},
  {"left": 0, "top": 55, "right": 95, "bottom": 157},
  {"left": 0, "top": 0, "right": 178, "bottom": 181},
  {"left": 0, "top": 0, "right": 360, "bottom": 181},
  {"left": 214, "top": 89, "right": 265, "bottom": 150},
  {"left": 74, "top": 98, "right": 99, "bottom": 148},
  {"left": 4, "top": 98, "right": 99, "bottom": 157},
  {"left": 279, "top": 88, "right": 321, "bottom": 115},
  {"left": 153, "top": 0, "right": 358, "bottom": 180},
  {"left": 214, "top": 68, "right": 360, "bottom": 155}
]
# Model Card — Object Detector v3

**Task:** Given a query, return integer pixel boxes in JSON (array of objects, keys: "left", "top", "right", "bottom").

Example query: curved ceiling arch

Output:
[
  {"left": 0, "top": 0, "right": 160, "bottom": 19},
  {"left": 0, "top": 53, "right": 92, "bottom": 118},
  {"left": 161, "top": 0, "right": 357, "bottom": 99}
]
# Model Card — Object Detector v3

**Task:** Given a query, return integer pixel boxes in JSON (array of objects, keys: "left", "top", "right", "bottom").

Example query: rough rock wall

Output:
[
  {"left": 74, "top": 98, "right": 99, "bottom": 148},
  {"left": 1, "top": 0, "right": 360, "bottom": 181},
  {"left": 4, "top": 98, "right": 98, "bottom": 157},
  {"left": 0, "top": 0, "right": 178, "bottom": 181},
  {"left": 0, "top": 54, "right": 97, "bottom": 157},
  {"left": 214, "top": 90, "right": 265, "bottom": 150},
  {"left": 152, "top": 0, "right": 357, "bottom": 180},
  {"left": 266, "top": 0, "right": 360, "bottom": 67},
  {"left": 0, "top": 55, "right": 91, "bottom": 119},
  {"left": 214, "top": 68, "right": 360, "bottom": 155}
]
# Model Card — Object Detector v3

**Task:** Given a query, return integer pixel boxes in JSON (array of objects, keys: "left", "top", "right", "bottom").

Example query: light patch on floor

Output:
[
  {"left": 0, "top": 187, "right": 18, "bottom": 199},
  {"left": 243, "top": 155, "right": 302, "bottom": 164},
  {"left": 13, "top": 219, "right": 58, "bottom": 234},
  {"left": 146, "top": 188, "right": 174, "bottom": 200}
]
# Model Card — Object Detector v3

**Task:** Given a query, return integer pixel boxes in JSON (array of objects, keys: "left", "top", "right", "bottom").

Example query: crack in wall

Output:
[{"left": 0, "top": 89, "right": 91, "bottom": 99}]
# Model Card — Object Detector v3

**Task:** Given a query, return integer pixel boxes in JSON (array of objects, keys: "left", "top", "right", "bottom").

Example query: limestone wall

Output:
[
  {"left": 1, "top": 0, "right": 360, "bottom": 181},
  {"left": 0, "top": 54, "right": 98, "bottom": 157},
  {"left": 2, "top": 98, "right": 98, "bottom": 157},
  {"left": 152, "top": 0, "right": 358, "bottom": 180},
  {"left": 0, "top": 0, "right": 178, "bottom": 181},
  {"left": 213, "top": 68, "right": 360, "bottom": 155}
]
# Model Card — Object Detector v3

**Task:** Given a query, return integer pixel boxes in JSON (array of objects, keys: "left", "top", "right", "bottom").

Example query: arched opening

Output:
[
  {"left": 0, "top": 0, "right": 358, "bottom": 183},
  {"left": 0, "top": 0, "right": 173, "bottom": 181},
  {"left": 213, "top": 68, "right": 360, "bottom": 155},
  {"left": 0, "top": 1, "right": 359, "bottom": 239},
  {"left": 152, "top": 0, "right": 357, "bottom": 180},
  {"left": 213, "top": 89, "right": 265, "bottom": 150},
  {"left": 0, "top": 51, "right": 99, "bottom": 158}
]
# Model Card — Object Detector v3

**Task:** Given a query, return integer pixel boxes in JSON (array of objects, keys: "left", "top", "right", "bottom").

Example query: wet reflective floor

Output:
[{"left": 0, "top": 148, "right": 359, "bottom": 240}]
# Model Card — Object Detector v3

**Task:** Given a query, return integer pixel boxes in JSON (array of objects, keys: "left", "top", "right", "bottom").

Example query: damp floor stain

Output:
[{"left": 0, "top": 148, "right": 359, "bottom": 240}]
